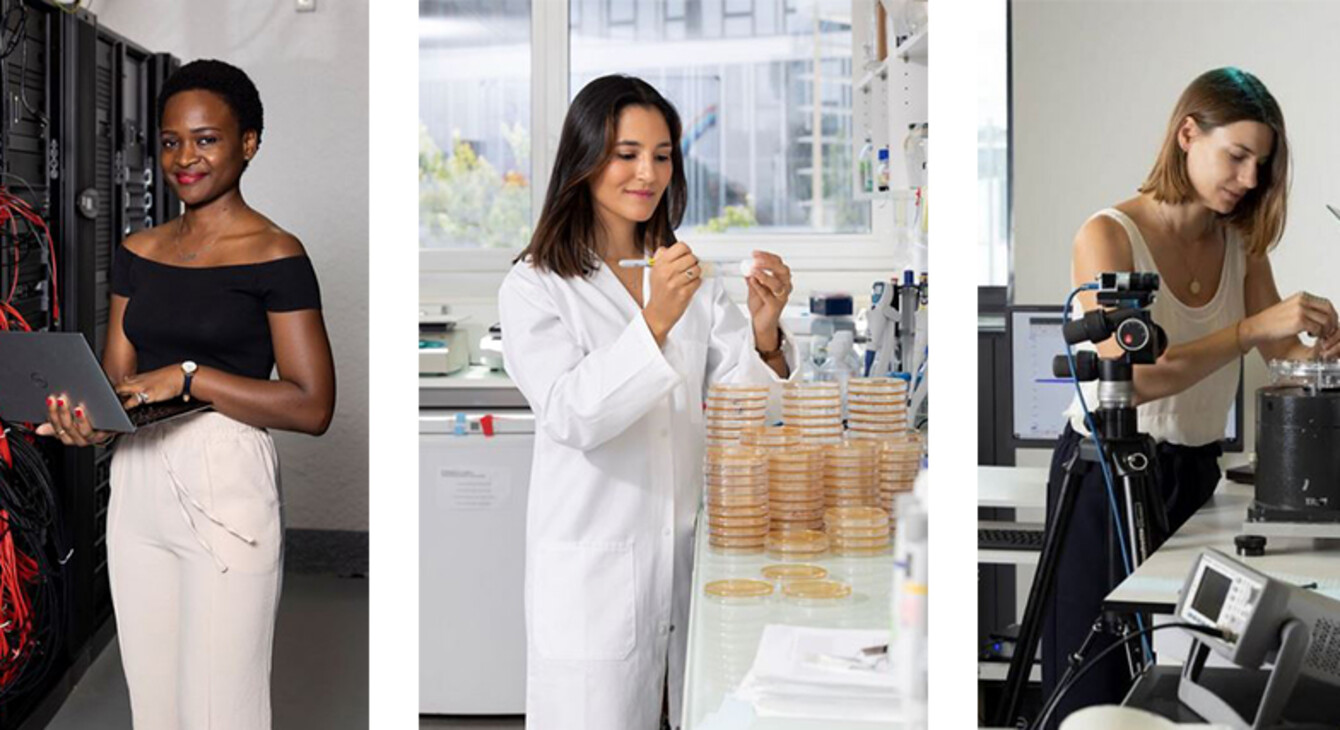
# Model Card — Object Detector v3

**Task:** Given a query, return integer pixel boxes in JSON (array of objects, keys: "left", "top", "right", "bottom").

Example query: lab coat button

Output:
[{"left": 659, "top": 622, "right": 669, "bottom": 635}]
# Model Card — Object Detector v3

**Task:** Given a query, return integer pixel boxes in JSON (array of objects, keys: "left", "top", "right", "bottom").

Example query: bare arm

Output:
[
  {"left": 1242, "top": 252, "right": 1340, "bottom": 361},
  {"left": 102, "top": 294, "right": 137, "bottom": 385},
  {"left": 117, "top": 309, "right": 336, "bottom": 435}
]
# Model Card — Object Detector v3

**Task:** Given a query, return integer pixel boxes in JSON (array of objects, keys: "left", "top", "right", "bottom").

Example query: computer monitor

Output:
[{"left": 1007, "top": 306, "right": 1243, "bottom": 451}]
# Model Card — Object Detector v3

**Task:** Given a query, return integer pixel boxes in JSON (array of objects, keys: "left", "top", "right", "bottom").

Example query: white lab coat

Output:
[{"left": 499, "top": 258, "right": 792, "bottom": 730}]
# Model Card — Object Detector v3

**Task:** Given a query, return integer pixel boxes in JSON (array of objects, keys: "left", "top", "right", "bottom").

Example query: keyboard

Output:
[
  {"left": 130, "top": 400, "right": 211, "bottom": 427},
  {"left": 978, "top": 527, "right": 1045, "bottom": 551}
]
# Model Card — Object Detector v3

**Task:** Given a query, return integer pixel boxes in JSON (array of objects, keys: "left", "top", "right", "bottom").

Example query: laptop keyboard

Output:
[{"left": 129, "top": 400, "right": 209, "bottom": 427}]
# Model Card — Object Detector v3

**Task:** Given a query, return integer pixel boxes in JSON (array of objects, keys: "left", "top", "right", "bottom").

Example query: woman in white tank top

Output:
[{"left": 1042, "top": 68, "right": 1340, "bottom": 727}]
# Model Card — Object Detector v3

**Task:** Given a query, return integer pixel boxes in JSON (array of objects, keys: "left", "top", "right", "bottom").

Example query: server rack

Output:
[{"left": 0, "top": 4, "right": 177, "bottom": 726}]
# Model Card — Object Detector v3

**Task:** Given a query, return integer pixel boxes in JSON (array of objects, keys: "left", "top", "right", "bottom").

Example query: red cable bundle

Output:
[
  {"left": 0, "top": 186, "right": 59, "bottom": 326},
  {"left": 0, "top": 509, "right": 37, "bottom": 688}
]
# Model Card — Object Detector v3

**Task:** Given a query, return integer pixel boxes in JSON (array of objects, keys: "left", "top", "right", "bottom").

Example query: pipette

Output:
[{"left": 618, "top": 257, "right": 759, "bottom": 278}]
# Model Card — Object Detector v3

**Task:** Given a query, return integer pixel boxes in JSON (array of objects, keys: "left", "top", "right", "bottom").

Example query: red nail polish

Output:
[
  {"left": 46, "top": 396, "right": 54, "bottom": 406},
  {"left": 74, "top": 408, "right": 84, "bottom": 419},
  {"left": 57, "top": 398, "right": 65, "bottom": 407}
]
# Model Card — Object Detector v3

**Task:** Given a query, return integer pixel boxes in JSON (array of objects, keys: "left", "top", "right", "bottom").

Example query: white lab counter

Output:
[
  {"left": 1105, "top": 480, "right": 1340, "bottom": 613},
  {"left": 681, "top": 511, "right": 911, "bottom": 729},
  {"left": 420, "top": 365, "right": 528, "bottom": 408}
]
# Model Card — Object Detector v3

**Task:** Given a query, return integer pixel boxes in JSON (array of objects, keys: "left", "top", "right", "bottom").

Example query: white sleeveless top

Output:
[{"left": 1063, "top": 208, "right": 1245, "bottom": 446}]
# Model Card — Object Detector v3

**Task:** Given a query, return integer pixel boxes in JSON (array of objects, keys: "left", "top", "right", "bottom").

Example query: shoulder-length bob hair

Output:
[
  {"left": 518, "top": 75, "right": 687, "bottom": 278},
  {"left": 1139, "top": 67, "right": 1288, "bottom": 256}
]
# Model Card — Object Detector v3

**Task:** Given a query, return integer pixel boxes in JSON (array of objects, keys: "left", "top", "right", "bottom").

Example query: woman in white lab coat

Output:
[{"left": 498, "top": 75, "right": 794, "bottom": 730}]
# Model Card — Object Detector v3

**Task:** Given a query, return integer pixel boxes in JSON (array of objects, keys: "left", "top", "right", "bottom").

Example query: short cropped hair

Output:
[{"left": 157, "top": 59, "right": 264, "bottom": 145}]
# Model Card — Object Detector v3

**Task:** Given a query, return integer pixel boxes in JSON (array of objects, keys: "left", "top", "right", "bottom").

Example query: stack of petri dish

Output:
[
  {"left": 824, "top": 506, "right": 892, "bottom": 556},
  {"left": 823, "top": 440, "right": 879, "bottom": 509},
  {"left": 878, "top": 433, "right": 924, "bottom": 522},
  {"left": 764, "top": 528, "right": 829, "bottom": 561},
  {"left": 766, "top": 445, "right": 826, "bottom": 532},
  {"left": 781, "top": 382, "right": 844, "bottom": 444},
  {"left": 845, "top": 376, "right": 910, "bottom": 440},
  {"left": 704, "top": 445, "right": 769, "bottom": 553},
  {"left": 705, "top": 383, "right": 770, "bottom": 447}
]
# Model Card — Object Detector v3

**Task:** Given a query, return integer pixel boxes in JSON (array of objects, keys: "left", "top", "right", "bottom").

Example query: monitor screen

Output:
[
  {"left": 1192, "top": 566, "right": 1233, "bottom": 623},
  {"left": 1008, "top": 307, "right": 1241, "bottom": 449}
]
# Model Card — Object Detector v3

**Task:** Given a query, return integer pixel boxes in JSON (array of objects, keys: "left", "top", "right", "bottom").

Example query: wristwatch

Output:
[{"left": 181, "top": 360, "right": 198, "bottom": 402}]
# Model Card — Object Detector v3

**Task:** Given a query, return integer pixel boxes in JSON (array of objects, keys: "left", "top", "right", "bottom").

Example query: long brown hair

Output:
[
  {"left": 1139, "top": 67, "right": 1288, "bottom": 256},
  {"left": 518, "top": 75, "right": 687, "bottom": 277}
]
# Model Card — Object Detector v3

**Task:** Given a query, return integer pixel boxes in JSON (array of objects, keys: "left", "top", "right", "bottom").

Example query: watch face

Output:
[{"left": 183, "top": 361, "right": 198, "bottom": 373}]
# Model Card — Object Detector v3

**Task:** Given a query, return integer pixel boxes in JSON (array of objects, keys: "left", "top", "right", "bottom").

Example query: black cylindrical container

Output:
[{"left": 1254, "top": 386, "right": 1340, "bottom": 522}]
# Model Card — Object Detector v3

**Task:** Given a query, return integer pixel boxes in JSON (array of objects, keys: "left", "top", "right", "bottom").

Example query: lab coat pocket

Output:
[{"left": 534, "top": 540, "right": 638, "bottom": 662}]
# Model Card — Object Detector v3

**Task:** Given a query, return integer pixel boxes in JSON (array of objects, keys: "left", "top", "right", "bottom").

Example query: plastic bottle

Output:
[
  {"left": 797, "top": 337, "right": 825, "bottom": 383},
  {"left": 819, "top": 331, "right": 856, "bottom": 395},
  {"left": 858, "top": 139, "right": 875, "bottom": 195},
  {"left": 892, "top": 463, "right": 928, "bottom": 723},
  {"left": 877, "top": 148, "right": 891, "bottom": 192}
]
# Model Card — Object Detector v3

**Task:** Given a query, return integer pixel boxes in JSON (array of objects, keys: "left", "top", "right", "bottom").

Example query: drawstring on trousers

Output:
[{"left": 157, "top": 429, "right": 256, "bottom": 573}]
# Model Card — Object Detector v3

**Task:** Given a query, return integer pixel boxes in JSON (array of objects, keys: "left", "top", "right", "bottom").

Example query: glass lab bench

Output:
[{"left": 681, "top": 508, "right": 916, "bottom": 729}]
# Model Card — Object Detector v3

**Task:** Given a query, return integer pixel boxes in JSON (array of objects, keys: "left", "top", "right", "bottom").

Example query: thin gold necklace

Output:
[
  {"left": 173, "top": 218, "right": 225, "bottom": 263},
  {"left": 1153, "top": 203, "right": 1215, "bottom": 297}
]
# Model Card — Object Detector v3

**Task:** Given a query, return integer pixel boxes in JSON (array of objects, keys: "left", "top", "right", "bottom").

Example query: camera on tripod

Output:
[
  {"left": 994, "top": 271, "right": 1172, "bottom": 726},
  {"left": 1052, "top": 273, "right": 1168, "bottom": 432}
]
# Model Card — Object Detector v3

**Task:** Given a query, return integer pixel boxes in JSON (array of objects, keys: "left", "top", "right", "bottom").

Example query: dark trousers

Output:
[{"left": 1040, "top": 423, "right": 1221, "bottom": 727}]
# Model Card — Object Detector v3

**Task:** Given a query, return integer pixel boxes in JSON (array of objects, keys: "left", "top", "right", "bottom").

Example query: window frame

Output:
[{"left": 419, "top": 0, "right": 897, "bottom": 275}]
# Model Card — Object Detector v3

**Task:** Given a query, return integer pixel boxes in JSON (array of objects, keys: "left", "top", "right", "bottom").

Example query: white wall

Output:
[
  {"left": 1012, "top": 0, "right": 1340, "bottom": 452},
  {"left": 97, "top": 1, "right": 370, "bottom": 531}
]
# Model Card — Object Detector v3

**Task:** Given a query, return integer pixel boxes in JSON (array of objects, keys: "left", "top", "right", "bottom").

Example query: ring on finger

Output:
[
  {"left": 685, "top": 267, "right": 697, "bottom": 280},
  {"left": 135, "top": 391, "right": 149, "bottom": 406}
]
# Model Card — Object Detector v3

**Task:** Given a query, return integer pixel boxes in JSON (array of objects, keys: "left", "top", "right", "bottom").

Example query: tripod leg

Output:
[{"left": 993, "top": 450, "right": 1084, "bottom": 727}]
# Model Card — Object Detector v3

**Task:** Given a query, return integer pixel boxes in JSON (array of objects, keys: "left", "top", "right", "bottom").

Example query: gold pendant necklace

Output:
[
  {"left": 1153, "top": 202, "right": 1209, "bottom": 298},
  {"left": 173, "top": 219, "right": 224, "bottom": 263}
]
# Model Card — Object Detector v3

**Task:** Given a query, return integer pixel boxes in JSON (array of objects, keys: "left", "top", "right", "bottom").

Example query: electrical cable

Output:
[
  {"left": 0, "top": 423, "right": 69, "bottom": 699},
  {"left": 1031, "top": 622, "right": 1224, "bottom": 730}
]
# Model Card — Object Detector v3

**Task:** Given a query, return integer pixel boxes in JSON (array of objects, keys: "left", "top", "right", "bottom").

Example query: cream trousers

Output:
[{"left": 108, "top": 411, "right": 284, "bottom": 730}]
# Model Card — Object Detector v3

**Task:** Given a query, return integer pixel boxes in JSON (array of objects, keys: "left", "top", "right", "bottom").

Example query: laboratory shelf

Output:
[
  {"left": 682, "top": 508, "right": 908, "bottom": 729},
  {"left": 895, "top": 27, "right": 927, "bottom": 61}
]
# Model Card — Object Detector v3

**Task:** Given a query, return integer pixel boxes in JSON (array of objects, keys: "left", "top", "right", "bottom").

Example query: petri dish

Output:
[
  {"left": 782, "top": 579, "right": 852, "bottom": 601},
  {"left": 831, "top": 545, "right": 891, "bottom": 557},
  {"left": 848, "top": 376, "right": 908, "bottom": 390},
  {"left": 765, "top": 529, "right": 830, "bottom": 553},
  {"left": 825, "top": 506, "right": 889, "bottom": 527},
  {"left": 829, "top": 523, "right": 892, "bottom": 538},
  {"left": 709, "top": 525, "right": 772, "bottom": 540},
  {"left": 770, "top": 519, "right": 825, "bottom": 532},
  {"left": 706, "top": 494, "right": 769, "bottom": 509},
  {"left": 710, "top": 502, "right": 769, "bottom": 517},
  {"left": 707, "top": 512, "right": 771, "bottom": 527},
  {"left": 704, "top": 578, "right": 774, "bottom": 598},
  {"left": 761, "top": 564, "right": 828, "bottom": 581}
]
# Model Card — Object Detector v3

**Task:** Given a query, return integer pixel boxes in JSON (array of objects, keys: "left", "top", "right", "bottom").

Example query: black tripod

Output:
[{"left": 992, "top": 274, "right": 1172, "bottom": 728}]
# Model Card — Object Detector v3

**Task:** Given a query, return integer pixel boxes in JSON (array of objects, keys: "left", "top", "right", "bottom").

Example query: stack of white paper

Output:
[{"left": 733, "top": 624, "right": 899, "bottom": 723}]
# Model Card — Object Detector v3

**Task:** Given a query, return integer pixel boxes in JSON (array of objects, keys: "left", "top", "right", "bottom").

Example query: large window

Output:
[
  {"left": 419, "top": 0, "right": 871, "bottom": 252},
  {"left": 978, "top": 0, "right": 1008, "bottom": 286},
  {"left": 571, "top": 0, "right": 870, "bottom": 237},
  {"left": 419, "top": 1, "right": 533, "bottom": 250}
]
